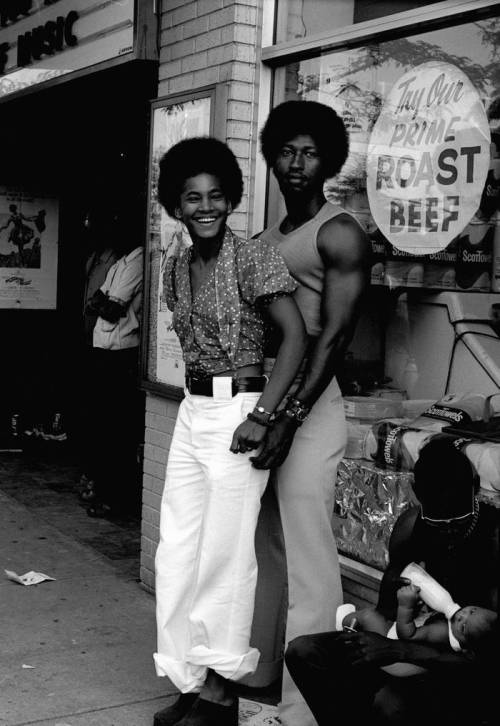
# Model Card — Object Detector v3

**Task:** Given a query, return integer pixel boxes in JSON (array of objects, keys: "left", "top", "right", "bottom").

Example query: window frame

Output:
[{"left": 263, "top": 0, "right": 499, "bottom": 64}]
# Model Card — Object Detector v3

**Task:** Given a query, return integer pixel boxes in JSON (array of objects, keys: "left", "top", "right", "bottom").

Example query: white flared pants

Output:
[{"left": 154, "top": 390, "right": 269, "bottom": 693}]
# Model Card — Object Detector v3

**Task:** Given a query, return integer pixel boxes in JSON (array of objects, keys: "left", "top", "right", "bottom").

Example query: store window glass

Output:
[
  {"left": 276, "top": 0, "right": 442, "bottom": 43},
  {"left": 273, "top": 16, "right": 500, "bottom": 278}
]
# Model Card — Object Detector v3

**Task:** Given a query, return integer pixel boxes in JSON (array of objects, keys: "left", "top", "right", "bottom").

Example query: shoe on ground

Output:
[
  {"left": 176, "top": 697, "right": 238, "bottom": 726},
  {"left": 153, "top": 693, "right": 199, "bottom": 726},
  {"left": 79, "top": 486, "right": 96, "bottom": 502},
  {"left": 86, "top": 501, "right": 112, "bottom": 518}
]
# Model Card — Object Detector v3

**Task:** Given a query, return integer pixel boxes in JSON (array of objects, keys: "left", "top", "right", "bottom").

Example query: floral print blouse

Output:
[{"left": 163, "top": 228, "right": 297, "bottom": 378}]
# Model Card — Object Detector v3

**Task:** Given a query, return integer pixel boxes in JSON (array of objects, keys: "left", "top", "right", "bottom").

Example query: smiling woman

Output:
[{"left": 152, "top": 137, "right": 308, "bottom": 726}]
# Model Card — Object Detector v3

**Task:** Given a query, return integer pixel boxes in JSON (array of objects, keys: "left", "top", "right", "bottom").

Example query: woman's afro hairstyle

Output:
[
  {"left": 158, "top": 137, "right": 243, "bottom": 218},
  {"left": 260, "top": 100, "right": 349, "bottom": 178}
]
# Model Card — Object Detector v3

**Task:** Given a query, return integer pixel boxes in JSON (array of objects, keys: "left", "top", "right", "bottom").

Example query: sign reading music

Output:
[
  {"left": 366, "top": 62, "right": 491, "bottom": 255},
  {"left": 0, "top": 0, "right": 134, "bottom": 97},
  {"left": 0, "top": 1, "right": 76, "bottom": 75}
]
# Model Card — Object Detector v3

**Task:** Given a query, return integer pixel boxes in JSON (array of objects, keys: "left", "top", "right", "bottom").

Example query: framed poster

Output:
[
  {"left": 141, "top": 86, "right": 225, "bottom": 397},
  {"left": 0, "top": 188, "right": 58, "bottom": 309}
]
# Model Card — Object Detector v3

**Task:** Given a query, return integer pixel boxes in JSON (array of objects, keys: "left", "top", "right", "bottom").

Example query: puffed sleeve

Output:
[
  {"left": 162, "top": 254, "right": 177, "bottom": 312},
  {"left": 236, "top": 238, "right": 297, "bottom": 306}
]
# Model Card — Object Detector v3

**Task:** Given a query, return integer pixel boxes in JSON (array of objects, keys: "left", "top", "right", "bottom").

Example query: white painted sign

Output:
[
  {"left": 0, "top": 0, "right": 134, "bottom": 97},
  {"left": 367, "top": 62, "right": 490, "bottom": 255}
]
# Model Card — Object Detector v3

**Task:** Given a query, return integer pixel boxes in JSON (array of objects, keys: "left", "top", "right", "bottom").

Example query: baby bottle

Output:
[{"left": 401, "top": 562, "right": 460, "bottom": 618}]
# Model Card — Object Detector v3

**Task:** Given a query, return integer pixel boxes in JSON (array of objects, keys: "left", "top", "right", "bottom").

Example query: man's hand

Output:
[
  {"left": 250, "top": 409, "right": 299, "bottom": 469},
  {"left": 338, "top": 631, "right": 405, "bottom": 668}
]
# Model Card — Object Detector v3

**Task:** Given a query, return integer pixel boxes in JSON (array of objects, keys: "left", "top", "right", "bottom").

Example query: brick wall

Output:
[
  {"left": 140, "top": 0, "right": 263, "bottom": 592},
  {"left": 159, "top": 0, "right": 262, "bottom": 238},
  {"left": 140, "top": 393, "right": 179, "bottom": 591}
]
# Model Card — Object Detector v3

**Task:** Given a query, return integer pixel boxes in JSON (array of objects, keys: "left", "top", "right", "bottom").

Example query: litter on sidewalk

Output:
[
  {"left": 239, "top": 699, "right": 281, "bottom": 725},
  {"left": 5, "top": 569, "right": 56, "bottom": 586}
]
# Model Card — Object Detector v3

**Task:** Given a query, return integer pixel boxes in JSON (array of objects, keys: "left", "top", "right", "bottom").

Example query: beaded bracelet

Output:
[{"left": 284, "top": 396, "right": 310, "bottom": 425}]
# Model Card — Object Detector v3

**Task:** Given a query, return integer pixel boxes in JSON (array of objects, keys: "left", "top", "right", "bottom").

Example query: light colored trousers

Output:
[
  {"left": 154, "top": 390, "right": 269, "bottom": 693},
  {"left": 248, "top": 376, "right": 347, "bottom": 726}
]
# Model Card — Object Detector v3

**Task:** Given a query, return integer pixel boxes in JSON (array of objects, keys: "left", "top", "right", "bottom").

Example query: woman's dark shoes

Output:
[
  {"left": 153, "top": 693, "right": 199, "bottom": 726},
  {"left": 176, "top": 697, "right": 238, "bottom": 726}
]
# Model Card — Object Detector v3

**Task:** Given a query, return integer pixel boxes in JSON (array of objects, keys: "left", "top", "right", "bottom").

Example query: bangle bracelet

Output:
[{"left": 247, "top": 411, "right": 272, "bottom": 427}]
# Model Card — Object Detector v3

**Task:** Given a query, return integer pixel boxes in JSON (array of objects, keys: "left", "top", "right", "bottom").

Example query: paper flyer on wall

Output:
[{"left": 0, "top": 188, "right": 58, "bottom": 309}]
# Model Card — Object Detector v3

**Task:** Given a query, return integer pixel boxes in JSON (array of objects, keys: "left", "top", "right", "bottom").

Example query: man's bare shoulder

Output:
[{"left": 317, "top": 211, "right": 370, "bottom": 266}]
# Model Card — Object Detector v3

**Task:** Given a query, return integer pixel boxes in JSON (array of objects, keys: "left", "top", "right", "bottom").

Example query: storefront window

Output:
[
  {"left": 274, "top": 16, "right": 500, "bottom": 269},
  {"left": 276, "top": 0, "right": 442, "bottom": 43}
]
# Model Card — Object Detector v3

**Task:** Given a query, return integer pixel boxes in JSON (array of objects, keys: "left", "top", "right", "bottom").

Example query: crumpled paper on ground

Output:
[
  {"left": 5, "top": 569, "right": 56, "bottom": 586},
  {"left": 239, "top": 699, "right": 281, "bottom": 725}
]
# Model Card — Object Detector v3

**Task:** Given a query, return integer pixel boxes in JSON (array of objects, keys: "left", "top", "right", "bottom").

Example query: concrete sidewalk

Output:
[{"left": 0, "top": 488, "right": 174, "bottom": 726}]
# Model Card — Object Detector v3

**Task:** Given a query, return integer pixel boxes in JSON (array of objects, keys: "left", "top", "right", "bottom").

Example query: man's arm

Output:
[
  {"left": 339, "top": 631, "right": 474, "bottom": 673},
  {"left": 85, "top": 289, "right": 125, "bottom": 323},
  {"left": 89, "top": 250, "right": 143, "bottom": 324},
  {"left": 251, "top": 214, "right": 369, "bottom": 469},
  {"left": 105, "top": 249, "right": 143, "bottom": 307},
  {"left": 293, "top": 213, "right": 370, "bottom": 407},
  {"left": 376, "top": 507, "right": 420, "bottom": 619}
]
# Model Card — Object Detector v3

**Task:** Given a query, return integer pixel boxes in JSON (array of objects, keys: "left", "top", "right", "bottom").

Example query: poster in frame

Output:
[
  {"left": 0, "top": 187, "right": 59, "bottom": 309},
  {"left": 141, "top": 86, "right": 226, "bottom": 398}
]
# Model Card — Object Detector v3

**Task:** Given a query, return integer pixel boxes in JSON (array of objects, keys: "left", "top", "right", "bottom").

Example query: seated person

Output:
[{"left": 285, "top": 437, "right": 500, "bottom": 726}]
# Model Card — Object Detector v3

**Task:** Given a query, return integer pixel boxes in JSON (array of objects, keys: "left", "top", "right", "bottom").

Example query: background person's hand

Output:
[
  {"left": 250, "top": 410, "right": 299, "bottom": 469},
  {"left": 230, "top": 419, "right": 267, "bottom": 454}
]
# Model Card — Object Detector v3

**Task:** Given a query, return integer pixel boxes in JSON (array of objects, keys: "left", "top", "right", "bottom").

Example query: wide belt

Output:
[{"left": 185, "top": 375, "right": 266, "bottom": 397}]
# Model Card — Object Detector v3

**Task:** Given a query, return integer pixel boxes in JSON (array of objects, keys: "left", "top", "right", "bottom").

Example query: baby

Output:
[
  {"left": 338, "top": 562, "right": 497, "bottom": 676},
  {"left": 395, "top": 585, "right": 496, "bottom": 652}
]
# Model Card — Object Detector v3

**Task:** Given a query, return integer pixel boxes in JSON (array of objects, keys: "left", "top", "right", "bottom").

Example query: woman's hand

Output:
[{"left": 230, "top": 419, "right": 268, "bottom": 454}]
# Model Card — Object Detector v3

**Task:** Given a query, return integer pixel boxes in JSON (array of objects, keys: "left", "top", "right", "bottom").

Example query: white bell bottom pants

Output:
[{"left": 154, "top": 390, "right": 269, "bottom": 693}]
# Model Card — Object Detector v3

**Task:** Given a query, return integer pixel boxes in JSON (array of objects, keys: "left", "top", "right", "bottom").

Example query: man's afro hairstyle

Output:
[
  {"left": 260, "top": 100, "right": 349, "bottom": 178},
  {"left": 158, "top": 137, "right": 243, "bottom": 218}
]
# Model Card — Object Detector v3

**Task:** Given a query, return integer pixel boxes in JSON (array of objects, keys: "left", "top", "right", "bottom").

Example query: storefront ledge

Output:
[{"left": 339, "top": 554, "right": 383, "bottom": 609}]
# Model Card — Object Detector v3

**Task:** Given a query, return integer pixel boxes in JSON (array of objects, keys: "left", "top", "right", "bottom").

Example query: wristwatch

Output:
[
  {"left": 247, "top": 405, "right": 275, "bottom": 427},
  {"left": 284, "top": 397, "right": 310, "bottom": 425},
  {"left": 254, "top": 405, "right": 273, "bottom": 418}
]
